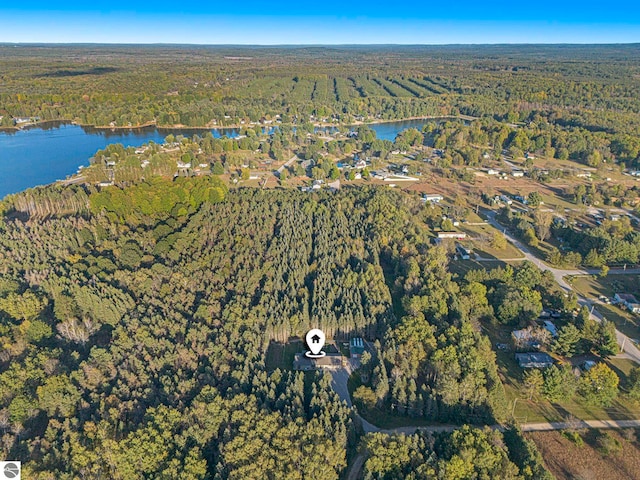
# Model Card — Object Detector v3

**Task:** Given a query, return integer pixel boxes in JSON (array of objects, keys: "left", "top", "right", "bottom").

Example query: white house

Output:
[
  {"left": 423, "top": 194, "right": 444, "bottom": 203},
  {"left": 438, "top": 232, "right": 467, "bottom": 240},
  {"left": 354, "top": 159, "right": 367, "bottom": 169}
]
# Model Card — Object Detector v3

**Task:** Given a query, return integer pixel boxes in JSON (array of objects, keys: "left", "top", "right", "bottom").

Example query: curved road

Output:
[
  {"left": 485, "top": 211, "right": 640, "bottom": 365},
  {"left": 275, "top": 154, "right": 301, "bottom": 176},
  {"left": 332, "top": 367, "right": 640, "bottom": 479},
  {"left": 331, "top": 369, "right": 640, "bottom": 435}
]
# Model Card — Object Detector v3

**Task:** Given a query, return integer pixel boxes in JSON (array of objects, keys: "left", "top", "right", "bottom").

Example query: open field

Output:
[
  {"left": 265, "top": 340, "right": 304, "bottom": 371},
  {"left": 447, "top": 258, "right": 506, "bottom": 278},
  {"left": 571, "top": 275, "right": 640, "bottom": 299},
  {"left": 528, "top": 429, "right": 640, "bottom": 480},
  {"left": 595, "top": 304, "right": 640, "bottom": 344},
  {"left": 459, "top": 221, "right": 525, "bottom": 260},
  {"left": 571, "top": 276, "right": 640, "bottom": 341}
]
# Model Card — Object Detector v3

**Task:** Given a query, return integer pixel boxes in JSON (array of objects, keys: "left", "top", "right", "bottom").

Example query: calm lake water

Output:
[{"left": 0, "top": 118, "right": 437, "bottom": 198}]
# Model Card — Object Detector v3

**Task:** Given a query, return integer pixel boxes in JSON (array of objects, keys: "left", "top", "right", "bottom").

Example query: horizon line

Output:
[{"left": 2, "top": 41, "right": 640, "bottom": 47}]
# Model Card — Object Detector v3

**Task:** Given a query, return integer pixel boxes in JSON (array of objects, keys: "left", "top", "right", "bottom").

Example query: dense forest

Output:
[
  {"left": 7, "top": 44, "right": 640, "bottom": 477},
  {"left": 362, "top": 426, "right": 552, "bottom": 480},
  {"left": 0, "top": 178, "right": 561, "bottom": 478}
]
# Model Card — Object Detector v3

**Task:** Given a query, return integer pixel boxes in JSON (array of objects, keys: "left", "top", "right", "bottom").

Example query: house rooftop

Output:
[
  {"left": 293, "top": 353, "right": 342, "bottom": 370},
  {"left": 515, "top": 352, "right": 554, "bottom": 368},
  {"left": 616, "top": 293, "right": 639, "bottom": 303}
]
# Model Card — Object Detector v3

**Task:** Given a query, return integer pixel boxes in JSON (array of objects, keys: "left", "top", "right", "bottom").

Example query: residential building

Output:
[
  {"left": 423, "top": 194, "right": 444, "bottom": 203},
  {"left": 438, "top": 232, "right": 467, "bottom": 240},
  {"left": 515, "top": 352, "right": 554, "bottom": 368},
  {"left": 614, "top": 293, "right": 640, "bottom": 313},
  {"left": 293, "top": 353, "right": 343, "bottom": 370},
  {"left": 456, "top": 244, "right": 472, "bottom": 260},
  {"left": 543, "top": 320, "right": 558, "bottom": 337},
  {"left": 354, "top": 159, "right": 367, "bottom": 169}
]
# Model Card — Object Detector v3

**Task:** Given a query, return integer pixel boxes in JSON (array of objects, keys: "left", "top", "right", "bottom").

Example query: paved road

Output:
[
  {"left": 330, "top": 364, "right": 379, "bottom": 433},
  {"left": 332, "top": 365, "right": 640, "bottom": 478},
  {"left": 330, "top": 368, "right": 352, "bottom": 408},
  {"left": 276, "top": 154, "right": 300, "bottom": 176},
  {"left": 485, "top": 210, "right": 640, "bottom": 364},
  {"left": 520, "top": 419, "right": 640, "bottom": 432},
  {"left": 346, "top": 452, "right": 366, "bottom": 480},
  {"left": 331, "top": 365, "right": 640, "bottom": 436},
  {"left": 59, "top": 175, "right": 86, "bottom": 186},
  {"left": 378, "top": 419, "right": 640, "bottom": 435}
]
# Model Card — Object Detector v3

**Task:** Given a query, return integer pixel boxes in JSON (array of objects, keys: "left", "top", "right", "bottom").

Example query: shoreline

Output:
[{"left": 0, "top": 114, "right": 478, "bottom": 134}]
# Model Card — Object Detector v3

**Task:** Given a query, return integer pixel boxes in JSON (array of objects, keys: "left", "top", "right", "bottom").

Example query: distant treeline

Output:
[{"left": 1, "top": 45, "right": 640, "bottom": 166}]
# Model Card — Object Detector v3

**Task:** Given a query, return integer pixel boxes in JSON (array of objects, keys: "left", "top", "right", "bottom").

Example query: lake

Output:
[{"left": 0, "top": 118, "right": 440, "bottom": 198}]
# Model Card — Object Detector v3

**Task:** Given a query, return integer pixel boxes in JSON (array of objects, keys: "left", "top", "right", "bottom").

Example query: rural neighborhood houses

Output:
[{"left": 614, "top": 293, "right": 640, "bottom": 313}]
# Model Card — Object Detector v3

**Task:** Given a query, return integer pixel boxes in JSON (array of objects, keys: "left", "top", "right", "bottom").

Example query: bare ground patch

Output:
[{"left": 528, "top": 429, "right": 640, "bottom": 480}]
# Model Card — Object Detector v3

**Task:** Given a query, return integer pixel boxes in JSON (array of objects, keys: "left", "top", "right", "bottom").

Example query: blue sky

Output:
[{"left": 1, "top": 1, "right": 639, "bottom": 44}]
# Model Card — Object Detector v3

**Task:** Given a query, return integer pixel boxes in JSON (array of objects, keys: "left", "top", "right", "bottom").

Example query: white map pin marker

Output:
[{"left": 305, "top": 329, "right": 326, "bottom": 358}]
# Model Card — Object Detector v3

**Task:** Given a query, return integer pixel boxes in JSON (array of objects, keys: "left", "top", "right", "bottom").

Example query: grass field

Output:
[
  {"left": 571, "top": 275, "right": 640, "bottom": 341},
  {"left": 529, "top": 429, "right": 640, "bottom": 480},
  {"left": 448, "top": 258, "right": 505, "bottom": 278},
  {"left": 460, "top": 222, "right": 525, "bottom": 260},
  {"left": 265, "top": 340, "right": 304, "bottom": 371},
  {"left": 607, "top": 357, "right": 639, "bottom": 392},
  {"left": 571, "top": 275, "right": 640, "bottom": 299}
]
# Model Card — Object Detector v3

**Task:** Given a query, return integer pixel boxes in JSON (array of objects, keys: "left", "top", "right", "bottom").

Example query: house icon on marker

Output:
[{"left": 305, "top": 329, "right": 326, "bottom": 358}]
